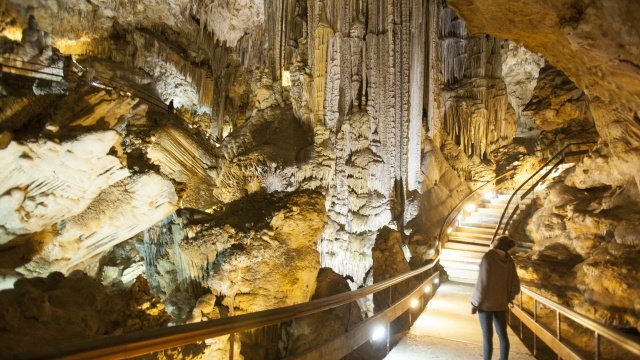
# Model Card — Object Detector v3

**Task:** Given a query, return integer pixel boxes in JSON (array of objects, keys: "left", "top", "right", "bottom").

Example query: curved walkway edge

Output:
[{"left": 385, "top": 281, "right": 534, "bottom": 360}]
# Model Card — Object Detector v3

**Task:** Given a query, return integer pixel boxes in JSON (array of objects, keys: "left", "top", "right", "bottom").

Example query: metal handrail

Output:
[
  {"left": 21, "top": 257, "right": 440, "bottom": 360},
  {"left": 490, "top": 141, "right": 596, "bottom": 243},
  {"left": 438, "top": 170, "right": 514, "bottom": 247},
  {"left": 513, "top": 287, "right": 640, "bottom": 358}
]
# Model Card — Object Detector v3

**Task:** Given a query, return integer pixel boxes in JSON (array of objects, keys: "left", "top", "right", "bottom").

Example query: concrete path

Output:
[{"left": 385, "top": 281, "right": 534, "bottom": 360}]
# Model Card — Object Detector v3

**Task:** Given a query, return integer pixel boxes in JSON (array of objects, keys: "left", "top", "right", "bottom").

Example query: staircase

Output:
[{"left": 441, "top": 163, "right": 575, "bottom": 284}]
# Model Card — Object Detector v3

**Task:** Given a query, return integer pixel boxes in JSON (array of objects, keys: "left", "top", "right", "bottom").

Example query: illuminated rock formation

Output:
[
  {"left": 312, "top": 9, "right": 333, "bottom": 123},
  {"left": 0, "top": 273, "right": 171, "bottom": 359}
]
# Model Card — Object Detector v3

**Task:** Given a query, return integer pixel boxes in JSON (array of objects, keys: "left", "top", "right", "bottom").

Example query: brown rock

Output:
[{"left": 0, "top": 273, "right": 171, "bottom": 358}]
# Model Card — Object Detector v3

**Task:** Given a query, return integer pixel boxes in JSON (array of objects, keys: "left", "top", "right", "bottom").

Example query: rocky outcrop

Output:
[
  {"left": 439, "top": 6, "right": 514, "bottom": 160},
  {"left": 184, "top": 293, "right": 244, "bottom": 360},
  {"left": 142, "top": 190, "right": 326, "bottom": 318},
  {"left": 523, "top": 65, "right": 599, "bottom": 156},
  {"left": 501, "top": 42, "right": 545, "bottom": 136},
  {"left": 371, "top": 227, "right": 413, "bottom": 336},
  {"left": 0, "top": 131, "right": 128, "bottom": 245},
  {"left": 286, "top": 268, "right": 372, "bottom": 357},
  {"left": 406, "top": 138, "right": 469, "bottom": 265},
  {"left": 447, "top": 0, "right": 640, "bottom": 187},
  {"left": 521, "top": 174, "right": 640, "bottom": 331},
  {"left": 0, "top": 273, "right": 171, "bottom": 359}
]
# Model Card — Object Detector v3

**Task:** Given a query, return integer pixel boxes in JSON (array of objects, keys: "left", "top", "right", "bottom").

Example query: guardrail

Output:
[
  {"left": 491, "top": 141, "right": 597, "bottom": 244},
  {"left": 16, "top": 259, "right": 440, "bottom": 360},
  {"left": 511, "top": 287, "right": 640, "bottom": 359},
  {"left": 437, "top": 170, "right": 514, "bottom": 251}
]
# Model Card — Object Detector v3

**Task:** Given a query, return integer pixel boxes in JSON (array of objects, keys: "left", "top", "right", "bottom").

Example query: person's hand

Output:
[{"left": 471, "top": 305, "right": 478, "bottom": 315}]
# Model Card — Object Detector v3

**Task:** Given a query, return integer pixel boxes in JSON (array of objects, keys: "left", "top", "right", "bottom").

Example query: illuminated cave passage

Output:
[{"left": 0, "top": 0, "right": 638, "bottom": 359}]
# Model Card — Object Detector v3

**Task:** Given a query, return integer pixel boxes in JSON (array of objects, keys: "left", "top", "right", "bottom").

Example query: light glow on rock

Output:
[{"left": 282, "top": 70, "right": 291, "bottom": 87}]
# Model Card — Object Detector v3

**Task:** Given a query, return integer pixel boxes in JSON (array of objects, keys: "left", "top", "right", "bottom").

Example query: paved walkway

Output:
[{"left": 385, "top": 281, "right": 534, "bottom": 360}]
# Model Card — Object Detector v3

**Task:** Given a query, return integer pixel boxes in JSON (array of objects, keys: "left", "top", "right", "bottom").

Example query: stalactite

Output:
[
  {"left": 438, "top": 5, "right": 513, "bottom": 159},
  {"left": 313, "top": 8, "right": 334, "bottom": 123}
]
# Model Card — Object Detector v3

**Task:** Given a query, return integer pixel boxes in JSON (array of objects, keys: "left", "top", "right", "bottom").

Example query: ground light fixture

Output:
[
  {"left": 465, "top": 203, "right": 476, "bottom": 212},
  {"left": 434, "top": 278, "right": 440, "bottom": 285},
  {"left": 484, "top": 191, "right": 495, "bottom": 200},
  {"left": 411, "top": 299, "right": 419, "bottom": 308},
  {"left": 424, "top": 285, "right": 431, "bottom": 293},
  {"left": 447, "top": 227, "right": 453, "bottom": 234},
  {"left": 372, "top": 325, "right": 386, "bottom": 341}
]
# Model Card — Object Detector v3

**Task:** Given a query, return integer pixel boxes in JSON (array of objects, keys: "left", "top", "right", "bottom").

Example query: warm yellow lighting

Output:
[
  {"left": 434, "top": 278, "right": 440, "bottom": 285},
  {"left": 424, "top": 285, "right": 431, "bottom": 293},
  {"left": 372, "top": 326, "right": 385, "bottom": 341},
  {"left": 2, "top": 26, "right": 23, "bottom": 42},
  {"left": 54, "top": 35, "right": 94, "bottom": 55},
  {"left": 484, "top": 191, "right": 495, "bottom": 200},
  {"left": 465, "top": 203, "right": 476, "bottom": 212},
  {"left": 281, "top": 70, "right": 291, "bottom": 87},
  {"left": 457, "top": 214, "right": 463, "bottom": 220},
  {"left": 447, "top": 227, "right": 453, "bottom": 234},
  {"left": 410, "top": 299, "right": 419, "bottom": 308}
]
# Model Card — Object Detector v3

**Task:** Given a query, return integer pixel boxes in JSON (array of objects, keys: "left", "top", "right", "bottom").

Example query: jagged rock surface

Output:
[
  {"left": 286, "top": 268, "right": 375, "bottom": 358},
  {"left": 522, "top": 174, "right": 640, "bottom": 331},
  {"left": 0, "top": 273, "right": 171, "bottom": 359},
  {"left": 146, "top": 190, "right": 326, "bottom": 316},
  {"left": 447, "top": 0, "right": 640, "bottom": 189},
  {"left": 524, "top": 65, "right": 599, "bottom": 156}
]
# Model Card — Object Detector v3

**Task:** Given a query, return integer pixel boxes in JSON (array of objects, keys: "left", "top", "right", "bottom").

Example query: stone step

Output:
[
  {"left": 455, "top": 226, "right": 496, "bottom": 235},
  {"left": 486, "top": 203, "right": 518, "bottom": 210},
  {"left": 450, "top": 232, "right": 493, "bottom": 241},
  {"left": 460, "top": 220, "right": 505, "bottom": 229},
  {"left": 445, "top": 242, "right": 490, "bottom": 252},
  {"left": 445, "top": 268, "right": 479, "bottom": 283},
  {"left": 470, "top": 211, "right": 503, "bottom": 219},
  {"left": 442, "top": 248, "right": 485, "bottom": 260},
  {"left": 476, "top": 207, "right": 505, "bottom": 215},
  {"left": 441, "top": 259, "right": 481, "bottom": 271}
]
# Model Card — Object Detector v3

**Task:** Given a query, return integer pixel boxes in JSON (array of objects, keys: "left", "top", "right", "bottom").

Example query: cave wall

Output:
[
  {"left": 447, "top": 0, "right": 640, "bottom": 188},
  {"left": 445, "top": 0, "right": 640, "bottom": 333}
]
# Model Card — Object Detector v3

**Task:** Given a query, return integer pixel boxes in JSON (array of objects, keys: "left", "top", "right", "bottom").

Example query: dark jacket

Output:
[{"left": 471, "top": 249, "right": 520, "bottom": 311}]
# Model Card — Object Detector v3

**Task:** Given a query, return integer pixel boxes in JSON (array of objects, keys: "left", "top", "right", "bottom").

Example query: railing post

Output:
[
  {"left": 346, "top": 301, "right": 352, "bottom": 332},
  {"left": 520, "top": 292, "right": 523, "bottom": 339},
  {"left": 595, "top": 332, "right": 600, "bottom": 360},
  {"left": 534, "top": 299, "right": 538, "bottom": 357},
  {"left": 557, "top": 311, "right": 562, "bottom": 360},
  {"left": 229, "top": 333, "right": 234, "bottom": 360},
  {"left": 386, "top": 323, "right": 390, "bottom": 356}
]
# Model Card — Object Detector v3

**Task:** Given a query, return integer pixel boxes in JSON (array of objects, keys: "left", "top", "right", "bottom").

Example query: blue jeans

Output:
[{"left": 478, "top": 310, "right": 510, "bottom": 360}]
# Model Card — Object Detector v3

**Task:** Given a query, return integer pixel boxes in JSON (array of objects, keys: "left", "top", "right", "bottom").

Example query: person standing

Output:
[{"left": 471, "top": 235, "right": 520, "bottom": 360}]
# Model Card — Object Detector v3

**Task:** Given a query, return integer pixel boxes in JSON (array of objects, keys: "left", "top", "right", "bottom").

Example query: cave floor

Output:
[{"left": 385, "top": 281, "right": 534, "bottom": 360}]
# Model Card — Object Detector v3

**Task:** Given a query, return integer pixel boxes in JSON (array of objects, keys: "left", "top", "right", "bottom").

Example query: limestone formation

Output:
[
  {"left": 521, "top": 173, "right": 640, "bottom": 331},
  {"left": 0, "top": 273, "right": 171, "bottom": 359},
  {"left": 501, "top": 42, "right": 545, "bottom": 136},
  {"left": 447, "top": 0, "right": 640, "bottom": 188},
  {"left": 0, "top": 0, "right": 638, "bottom": 357},
  {"left": 524, "top": 64, "right": 599, "bottom": 156},
  {"left": 0, "top": 131, "right": 129, "bottom": 245},
  {"left": 286, "top": 268, "right": 373, "bottom": 357},
  {"left": 141, "top": 190, "right": 326, "bottom": 318}
]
